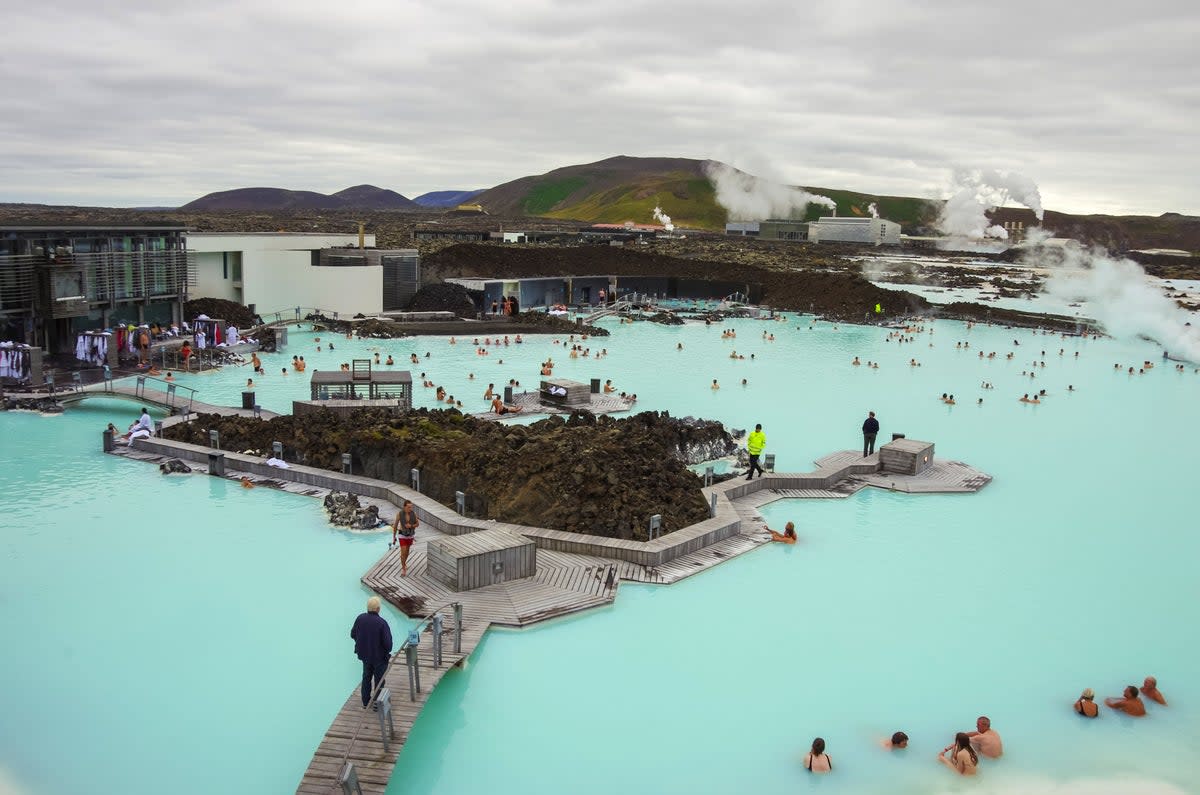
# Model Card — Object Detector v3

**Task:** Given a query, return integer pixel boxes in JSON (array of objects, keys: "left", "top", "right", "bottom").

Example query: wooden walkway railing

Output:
[{"left": 297, "top": 604, "right": 487, "bottom": 795}]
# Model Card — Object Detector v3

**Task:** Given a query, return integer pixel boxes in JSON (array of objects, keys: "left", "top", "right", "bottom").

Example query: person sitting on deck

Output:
[
  {"left": 769, "top": 522, "right": 797, "bottom": 544},
  {"left": 120, "top": 407, "right": 154, "bottom": 444},
  {"left": 491, "top": 397, "right": 522, "bottom": 415}
]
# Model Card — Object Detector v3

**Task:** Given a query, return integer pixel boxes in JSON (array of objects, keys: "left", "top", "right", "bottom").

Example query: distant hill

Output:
[
  {"left": 331, "top": 185, "right": 420, "bottom": 210},
  {"left": 181, "top": 185, "right": 418, "bottom": 212},
  {"left": 470, "top": 155, "right": 936, "bottom": 231},
  {"left": 413, "top": 189, "right": 485, "bottom": 208}
]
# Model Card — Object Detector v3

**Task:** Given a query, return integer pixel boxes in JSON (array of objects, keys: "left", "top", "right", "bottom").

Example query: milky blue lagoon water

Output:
[{"left": 2, "top": 308, "right": 1198, "bottom": 795}]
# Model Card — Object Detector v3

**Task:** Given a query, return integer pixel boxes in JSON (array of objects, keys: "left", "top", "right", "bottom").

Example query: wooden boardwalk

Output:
[
  {"left": 18, "top": 379, "right": 278, "bottom": 420},
  {"left": 297, "top": 619, "right": 489, "bottom": 795},
  {"left": 297, "top": 515, "right": 777, "bottom": 793}
]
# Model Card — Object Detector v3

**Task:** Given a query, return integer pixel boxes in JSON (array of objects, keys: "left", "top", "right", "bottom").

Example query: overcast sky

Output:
[{"left": 2, "top": 0, "right": 1196, "bottom": 216}]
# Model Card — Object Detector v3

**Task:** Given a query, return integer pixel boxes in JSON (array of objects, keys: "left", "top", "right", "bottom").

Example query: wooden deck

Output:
[
  {"left": 472, "top": 389, "right": 633, "bottom": 419},
  {"left": 296, "top": 619, "right": 489, "bottom": 795}
]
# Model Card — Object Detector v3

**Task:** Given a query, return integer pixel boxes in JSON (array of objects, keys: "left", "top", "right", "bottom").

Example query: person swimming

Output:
[
  {"left": 939, "top": 732, "right": 978, "bottom": 775},
  {"left": 1074, "top": 688, "right": 1099, "bottom": 717},
  {"left": 768, "top": 522, "right": 797, "bottom": 544}
]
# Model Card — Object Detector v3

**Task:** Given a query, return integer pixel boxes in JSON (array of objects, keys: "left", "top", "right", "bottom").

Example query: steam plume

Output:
[
  {"left": 652, "top": 205, "right": 674, "bottom": 232},
  {"left": 936, "top": 168, "right": 1045, "bottom": 245},
  {"left": 867, "top": 202, "right": 879, "bottom": 218},
  {"left": 1037, "top": 245, "right": 1200, "bottom": 362},
  {"left": 704, "top": 161, "right": 836, "bottom": 221}
]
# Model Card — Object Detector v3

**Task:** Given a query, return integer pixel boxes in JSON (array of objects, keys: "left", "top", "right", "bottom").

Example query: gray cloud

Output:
[{"left": 2, "top": 0, "right": 1196, "bottom": 215}]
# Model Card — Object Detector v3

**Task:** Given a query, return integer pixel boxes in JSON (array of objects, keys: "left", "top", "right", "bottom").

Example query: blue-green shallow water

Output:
[
  {"left": 3, "top": 313, "right": 1199, "bottom": 794},
  {"left": 0, "top": 399, "right": 412, "bottom": 795}
]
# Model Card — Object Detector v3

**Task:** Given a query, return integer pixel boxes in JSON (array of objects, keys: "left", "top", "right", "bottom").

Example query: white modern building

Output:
[
  {"left": 808, "top": 217, "right": 901, "bottom": 246},
  {"left": 187, "top": 232, "right": 384, "bottom": 316}
]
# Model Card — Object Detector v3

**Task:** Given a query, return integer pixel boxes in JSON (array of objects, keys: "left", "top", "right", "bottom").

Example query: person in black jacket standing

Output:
[
  {"left": 862, "top": 411, "right": 880, "bottom": 457},
  {"left": 351, "top": 596, "right": 393, "bottom": 709}
]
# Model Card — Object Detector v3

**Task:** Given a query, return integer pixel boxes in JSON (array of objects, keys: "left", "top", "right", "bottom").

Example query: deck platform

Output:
[{"left": 473, "top": 389, "right": 633, "bottom": 418}]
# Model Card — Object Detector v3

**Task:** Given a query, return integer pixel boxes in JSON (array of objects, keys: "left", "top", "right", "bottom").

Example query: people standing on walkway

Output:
[
  {"left": 391, "top": 500, "right": 419, "bottom": 576},
  {"left": 350, "top": 596, "right": 392, "bottom": 709},
  {"left": 862, "top": 411, "right": 879, "bottom": 457},
  {"left": 745, "top": 424, "right": 766, "bottom": 480}
]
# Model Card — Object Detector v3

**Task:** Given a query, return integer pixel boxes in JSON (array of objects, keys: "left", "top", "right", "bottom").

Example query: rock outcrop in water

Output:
[
  {"left": 323, "top": 492, "right": 384, "bottom": 529},
  {"left": 163, "top": 408, "right": 729, "bottom": 539},
  {"left": 159, "top": 458, "right": 193, "bottom": 475}
]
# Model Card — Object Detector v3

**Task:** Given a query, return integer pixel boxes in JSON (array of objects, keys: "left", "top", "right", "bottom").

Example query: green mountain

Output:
[{"left": 471, "top": 155, "right": 938, "bottom": 230}]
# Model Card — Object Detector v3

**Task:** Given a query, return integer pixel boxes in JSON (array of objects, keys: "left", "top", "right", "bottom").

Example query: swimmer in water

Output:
[
  {"left": 939, "top": 733, "right": 978, "bottom": 776},
  {"left": 768, "top": 522, "right": 797, "bottom": 543},
  {"left": 240, "top": 477, "right": 255, "bottom": 489},
  {"left": 1106, "top": 685, "right": 1147, "bottom": 716},
  {"left": 711, "top": 379, "right": 720, "bottom": 390},
  {"left": 1140, "top": 676, "right": 1167, "bottom": 706}
]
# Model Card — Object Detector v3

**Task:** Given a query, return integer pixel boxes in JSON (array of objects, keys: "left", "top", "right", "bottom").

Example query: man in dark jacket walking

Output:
[
  {"left": 351, "top": 596, "right": 393, "bottom": 708},
  {"left": 862, "top": 411, "right": 880, "bottom": 457}
]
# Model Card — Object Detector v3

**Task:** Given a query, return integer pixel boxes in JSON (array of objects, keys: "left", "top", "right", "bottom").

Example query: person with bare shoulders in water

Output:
[
  {"left": 1140, "top": 676, "right": 1167, "bottom": 706},
  {"left": 939, "top": 732, "right": 978, "bottom": 775},
  {"left": 1106, "top": 685, "right": 1147, "bottom": 716},
  {"left": 803, "top": 737, "right": 832, "bottom": 773}
]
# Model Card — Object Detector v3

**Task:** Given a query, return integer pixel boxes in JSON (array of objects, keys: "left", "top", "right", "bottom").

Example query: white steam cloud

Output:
[
  {"left": 1037, "top": 245, "right": 1200, "bottom": 362},
  {"left": 652, "top": 205, "right": 674, "bottom": 232},
  {"left": 704, "top": 161, "right": 837, "bottom": 221},
  {"left": 936, "top": 168, "right": 1045, "bottom": 246},
  {"left": 867, "top": 202, "right": 879, "bottom": 218},
  {"left": 926, "top": 774, "right": 1187, "bottom": 795}
]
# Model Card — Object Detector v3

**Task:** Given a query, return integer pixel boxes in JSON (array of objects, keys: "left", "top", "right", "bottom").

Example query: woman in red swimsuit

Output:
[{"left": 391, "top": 500, "right": 419, "bottom": 576}]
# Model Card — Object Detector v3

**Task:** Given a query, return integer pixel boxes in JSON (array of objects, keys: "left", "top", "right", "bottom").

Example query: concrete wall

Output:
[
  {"left": 187, "top": 233, "right": 380, "bottom": 315},
  {"left": 192, "top": 251, "right": 241, "bottom": 303}
]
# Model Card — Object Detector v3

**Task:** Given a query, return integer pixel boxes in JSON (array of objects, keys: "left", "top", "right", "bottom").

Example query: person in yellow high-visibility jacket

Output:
[{"left": 745, "top": 423, "right": 766, "bottom": 480}]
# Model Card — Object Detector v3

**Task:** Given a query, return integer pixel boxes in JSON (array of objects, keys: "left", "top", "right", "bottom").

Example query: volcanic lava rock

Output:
[
  {"left": 164, "top": 408, "right": 726, "bottom": 539},
  {"left": 407, "top": 282, "right": 477, "bottom": 317},
  {"left": 323, "top": 491, "right": 384, "bottom": 529},
  {"left": 159, "top": 458, "right": 193, "bottom": 475}
]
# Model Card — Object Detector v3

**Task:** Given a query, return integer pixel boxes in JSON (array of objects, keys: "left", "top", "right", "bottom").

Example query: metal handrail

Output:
[
  {"left": 332, "top": 601, "right": 463, "bottom": 791},
  {"left": 252, "top": 306, "right": 338, "bottom": 327},
  {"left": 131, "top": 374, "right": 198, "bottom": 415}
]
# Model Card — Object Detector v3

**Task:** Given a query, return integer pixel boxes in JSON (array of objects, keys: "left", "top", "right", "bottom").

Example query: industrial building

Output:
[
  {"left": 0, "top": 224, "right": 190, "bottom": 352},
  {"left": 758, "top": 220, "right": 809, "bottom": 241},
  {"left": 724, "top": 222, "right": 760, "bottom": 236},
  {"left": 808, "top": 217, "right": 901, "bottom": 246},
  {"left": 726, "top": 217, "right": 902, "bottom": 246}
]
